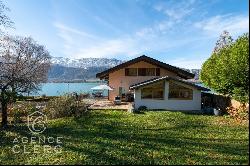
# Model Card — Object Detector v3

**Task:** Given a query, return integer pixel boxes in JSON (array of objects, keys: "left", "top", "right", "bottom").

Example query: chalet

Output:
[{"left": 96, "top": 55, "right": 209, "bottom": 111}]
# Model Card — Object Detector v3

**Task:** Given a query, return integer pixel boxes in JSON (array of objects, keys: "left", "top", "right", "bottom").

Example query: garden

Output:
[{"left": 0, "top": 107, "right": 249, "bottom": 165}]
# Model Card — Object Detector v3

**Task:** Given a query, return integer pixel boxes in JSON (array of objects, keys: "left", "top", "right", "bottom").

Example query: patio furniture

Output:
[
  {"left": 121, "top": 93, "right": 126, "bottom": 101},
  {"left": 125, "top": 93, "right": 134, "bottom": 102},
  {"left": 91, "top": 84, "right": 113, "bottom": 98},
  {"left": 91, "top": 84, "right": 113, "bottom": 91},
  {"left": 92, "top": 91, "right": 103, "bottom": 98},
  {"left": 114, "top": 96, "right": 121, "bottom": 105}
]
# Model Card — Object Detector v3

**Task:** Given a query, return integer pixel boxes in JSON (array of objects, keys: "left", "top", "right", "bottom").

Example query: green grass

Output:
[{"left": 0, "top": 110, "right": 249, "bottom": 165}]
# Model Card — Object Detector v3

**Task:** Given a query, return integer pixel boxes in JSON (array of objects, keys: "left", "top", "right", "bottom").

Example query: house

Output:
[{"left": 96, "top": 55, "right": 209, "bottom": 111}]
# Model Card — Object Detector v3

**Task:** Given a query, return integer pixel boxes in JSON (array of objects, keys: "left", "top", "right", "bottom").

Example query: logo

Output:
[
  {"left": 12, "top": 111, "right": 63, "bottom": 154},
  {"left": 27, "top": 111, "right": 47, "bottom": 134}
]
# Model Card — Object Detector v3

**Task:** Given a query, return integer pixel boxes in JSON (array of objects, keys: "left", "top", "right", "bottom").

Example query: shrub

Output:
[
  {"left": 226, "top": 105, "right": 249, "bottom": 122},
  {"left": 44, "top": 96, "right": 87, "bottom": 119},
  {"left": 200, "top": 33, "right": 249, "bottom": 103},
  {"left": 133, "top": 106, "right": 148, "bottom": 113},
  {"left": 9, "top": 102, "right": 37, "bottom": 124},
  {"left": 201, "top": 107, "right": 214, "bottom": 115},
  {"left": 79, "top": 93, "right": 90, "bottom": 100},
  {"left": 138, "top": 106, "right": 147, "bottom": 111}
]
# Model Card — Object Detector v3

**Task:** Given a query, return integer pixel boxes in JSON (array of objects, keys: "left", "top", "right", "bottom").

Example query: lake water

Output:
[
  {"left": 30, "top": 82, "right": 212, "bottom": 97},
  {"left": 30, "top": 83, "right": 108, "bottom": 96}
]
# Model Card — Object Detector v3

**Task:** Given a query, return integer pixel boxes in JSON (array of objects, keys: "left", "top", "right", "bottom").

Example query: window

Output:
[
  {"left": 125, "top": 68, "right": 161, "bottom": 76},
  {"left": 141, "top": 81, "right": 164, "bottom": 100},
  {"left": 156, "top": 68, "right": 160, "bottom": 76},
  {"left": 153, "top": 89, "right": 164, "bottom": 99},
  {"left": 138, "top": 68, "right": 156, "bottom": 76},
  {"left": 141, "top": 88, "right": 152, "bottom": 98},
  {"left": 168, "top": 81, "right": 193, "bottom": 100},
  {"left": 125, "top": 68, "right": 137, "bottom": 76},
  {"left": 146, "top": 68, "right": 156, "bottom": 76},
  {"left": 119, "top": 87, "right": 123, "bottom": 96},
  {"left": 138, "top": 68, "right": 146, "bottom": 76}
]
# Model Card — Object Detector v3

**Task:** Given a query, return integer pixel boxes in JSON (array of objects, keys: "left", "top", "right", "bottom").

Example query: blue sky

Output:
[{"left": 4, "top": 0, "right": 249, "bottom": 69}]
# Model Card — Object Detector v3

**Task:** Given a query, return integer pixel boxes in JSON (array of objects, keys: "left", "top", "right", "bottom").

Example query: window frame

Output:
[
  {"left": 125, "top": 68, "right": 138, "bottom": 76},
  {"left": 156, "top": 68, "right": 160, "bottom": 76},
  {"left": 141, "top": 81, "right": 165, "bottom": 100},
  {"left": 138, "top": 68, "right": 146, "bottom": 76},
  {"left": 125, "top": 68, "right": 161, "bottom": 76},
  {"left": 168, "top": 81, "right": 193, "bottom": 100},
  {"left": 138, "top": 68, "right": 157, "bottom": 76}
]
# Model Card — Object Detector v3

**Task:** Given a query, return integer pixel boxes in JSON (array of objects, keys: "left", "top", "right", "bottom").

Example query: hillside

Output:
[
  {"left": 48, "top": 57, "right": 124, "bottom": 82},
  {"left": 48, "top": 57, "right": 201, "bottom": 82},
  {"left": 48, "top": 65, "right": 109, "bottom": 82},
  {"left": 51, "top": 57, "right": 124, "bottom": 68}
]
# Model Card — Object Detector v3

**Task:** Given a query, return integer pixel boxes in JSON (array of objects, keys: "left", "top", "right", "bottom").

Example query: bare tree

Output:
[
  {"left": 0, "top": 35, "right": 51, "bottom": 127},
  {"left": 213, "top": 30, "right": 233, "bottom": 54},
  {"left": 0, "top": 0, "right": 14, "bottom": 32}
]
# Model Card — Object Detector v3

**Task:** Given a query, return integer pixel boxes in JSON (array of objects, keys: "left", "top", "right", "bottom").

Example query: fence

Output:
[{"left": 201, "top": 92, "right": 249, "bottom": 112}]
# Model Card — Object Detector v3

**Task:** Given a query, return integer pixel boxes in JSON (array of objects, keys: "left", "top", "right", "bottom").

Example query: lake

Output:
[
  {"left": 30, "top": 83, "right": 108, "bottom": 96},
  {"left": 29, "top": 82, "right": 212, "bottom": 97}
]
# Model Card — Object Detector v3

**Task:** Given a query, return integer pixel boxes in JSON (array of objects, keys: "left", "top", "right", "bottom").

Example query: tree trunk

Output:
[
  {"left": 1, "top": 91, "right": 8, "bottom": 128},
  {"left": 1, "top": 101, "right": 8, "bottom": 127}
]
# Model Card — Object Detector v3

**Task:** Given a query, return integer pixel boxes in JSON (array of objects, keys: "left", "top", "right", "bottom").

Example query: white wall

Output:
[{"left": 134, "top": 80, "right": 201, "bottom": 111}]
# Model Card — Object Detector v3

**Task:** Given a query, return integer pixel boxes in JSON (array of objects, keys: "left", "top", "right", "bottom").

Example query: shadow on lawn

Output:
[
  {"left": 0, "top": 125, "right": 33, "bottom": 146},
  {"left": 44, "top": 112, "right": 248, "bottom": 164},
  {"left": 1, "top": 111, "right": 248, "bottom": 165}
]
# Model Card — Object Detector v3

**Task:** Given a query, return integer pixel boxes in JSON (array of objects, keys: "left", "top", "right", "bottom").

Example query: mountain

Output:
[
  {"left": 181, "top": 68, "right": 201, "bottom": 81},
  {"left": 51, "top": 57, "right": 124, "bottom": 68},
  {"left": 48, "top": 57, "right": 201, "bottom": 82},
  {"left": 48, "top": 65, "right": 109, "bottom": 82},
  {"left": 48, "top": 57, "right": 124, "bottom": 82}
]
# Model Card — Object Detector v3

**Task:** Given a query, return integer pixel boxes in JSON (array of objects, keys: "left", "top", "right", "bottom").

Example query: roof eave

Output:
[
  {"left": 96, "top": 55, "right": 195, "bottom": 80},
  {"left": 129, "top": 76, "right": 210, "bottom": 91}
]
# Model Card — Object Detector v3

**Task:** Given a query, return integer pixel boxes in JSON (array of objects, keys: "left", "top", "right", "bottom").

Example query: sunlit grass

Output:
[{"left": 0, "top": 110, "right": 249, "bottom": 165}]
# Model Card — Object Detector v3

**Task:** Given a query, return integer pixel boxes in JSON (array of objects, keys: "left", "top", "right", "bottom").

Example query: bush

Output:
[
  {"left": 9, "top": 102, "right": 38, "bottom": 124},
  {"left": 200, "top": 33, "right": 249, "bottom": 103},
  {"left": 133, "top": 106, "right": 148, "bottom": 113},
  {"left": 138, "top": 106, "right": 147, "bottom": 111},
  {"left": 44, "top": 96, "right": 87, "bottom": 119},
  {"left": 201, "top": 107, "right": 214, "bottom": 115},
  {"left": 226, "top": 105, "right": 249, "bottom": 122}
]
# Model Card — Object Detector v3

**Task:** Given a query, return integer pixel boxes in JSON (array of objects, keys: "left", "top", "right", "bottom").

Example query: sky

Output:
[{"left": 3, "top": 0, "right": 249, "bottom": 69}]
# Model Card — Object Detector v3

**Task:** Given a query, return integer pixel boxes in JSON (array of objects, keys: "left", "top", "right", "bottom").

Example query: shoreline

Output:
[{"left": 46, "top": 80, "right": 106, "bottom": 83}]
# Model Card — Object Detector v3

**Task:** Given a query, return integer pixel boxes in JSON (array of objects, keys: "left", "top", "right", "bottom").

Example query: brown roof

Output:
[
  {"left": 96, "top": 55, "right": 195, "bottom": 79},
  {"left": 129, "top": 76, "right": 210, "bottom": 91}
]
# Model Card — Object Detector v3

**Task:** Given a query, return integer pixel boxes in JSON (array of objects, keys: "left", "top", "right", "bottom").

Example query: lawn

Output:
[{"left": 0, "top": 110, "right": 249, "bottom": 165}]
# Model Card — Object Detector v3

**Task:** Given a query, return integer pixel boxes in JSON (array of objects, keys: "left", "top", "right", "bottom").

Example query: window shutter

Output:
[
  {"left": 138, "top": 68, "right": 146, "bottom": 76},
  {"left": 125, "top": 68, "right": 129, "bottom": 76},
  {"left": 156, "top": 68, "right": 160, "bottom": 76}
]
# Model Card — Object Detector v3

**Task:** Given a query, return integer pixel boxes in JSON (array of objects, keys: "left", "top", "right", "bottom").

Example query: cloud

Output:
[
  {"left": 194, "top": 14, "right": 249, "bottom": 37},
  {"left": 53, "top": 0, "right": 218, "bottom": 60},
  {"left": 135, "top": 19, "right": 176, "bottom": 39},
  {"left": 54, "top": 22, "right": 98, "bottom": 39},
  {"left": 167, "top": 57, "right": 206, "bottom": 69},
  {"left": 137, "top": 0, "right": 197, "bottom": 38},
  {"left": 157, "top": 7, "right": 193, "bottom": 21},
  {"left": 54, "top": 22, "right": 147, "bottom": 59},
  {"left": 54, "top": 21, "right": 209, "bottom": 60},
  {"left": 135, "top": 27, "right": 155, "bottom": 38},
  {"left": 53, "top": 7, "right": 248, "bottom": 62},
  {"left": 74, "top": 38, "right": 145, "bottom": 59},
  {"left": 154, "top": 0, "right": 196, "bottom": 21}
]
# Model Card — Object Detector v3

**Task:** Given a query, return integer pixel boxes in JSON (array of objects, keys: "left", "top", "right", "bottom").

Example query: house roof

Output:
[
  {"left": 129, "top": 76, "right": 210, "bottom": 91},
  {"left": 96, "top": 55, "right": 195, "bottom": 79}
]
